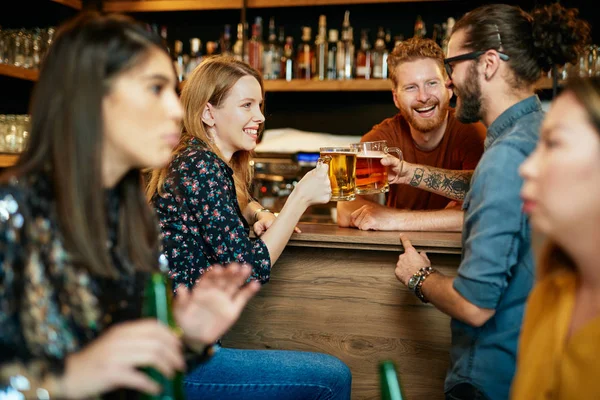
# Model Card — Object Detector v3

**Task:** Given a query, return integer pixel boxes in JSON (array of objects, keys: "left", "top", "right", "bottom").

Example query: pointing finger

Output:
[{"left": 399, "top": 234, "right": 415, "bottom": 251}]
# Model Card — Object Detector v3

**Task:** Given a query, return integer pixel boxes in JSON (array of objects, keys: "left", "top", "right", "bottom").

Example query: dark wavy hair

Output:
[
  {"left": 452, "top": 3, "right": 591, "bottom": 88},
  {"left": 8, "top": 11, "right": 165, "bottom": 277}
]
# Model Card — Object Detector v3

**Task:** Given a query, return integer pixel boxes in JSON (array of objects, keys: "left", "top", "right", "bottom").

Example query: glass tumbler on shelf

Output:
[
  {"left": 0, "top": 115, "right": 7, "bottom": 152},
  {"left": 4, "top": 115, "right": 19, "bottom": 154}
]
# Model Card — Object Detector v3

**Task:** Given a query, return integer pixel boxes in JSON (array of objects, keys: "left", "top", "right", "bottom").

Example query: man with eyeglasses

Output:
[
  {"left": 337, "top": 37, "right": 486, "bottom": 232},
  {"left": 384, "top": 3, "right": 590, "bottom": 400}
]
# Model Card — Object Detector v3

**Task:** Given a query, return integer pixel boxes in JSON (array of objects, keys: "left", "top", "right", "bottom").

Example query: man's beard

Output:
[
  {"left": 454, "top": 63, "right": 483, "bottom": 124},
  {"left": 399, "top": 98, "right": 449, "bottom": 133}
]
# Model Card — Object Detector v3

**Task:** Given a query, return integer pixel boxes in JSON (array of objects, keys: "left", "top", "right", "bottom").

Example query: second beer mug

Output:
[
  {"left": 318, "top": 146, "right": 357, "bottom": 201},
  {"left": 350, "top": 140, "right": 402, "bottom": 195}
]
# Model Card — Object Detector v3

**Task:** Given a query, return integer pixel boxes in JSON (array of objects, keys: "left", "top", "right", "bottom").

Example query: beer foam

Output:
[
  {"left": 358, "top": 151, "right": 386, "bottom": 158},
  {"left": 321, "top": 151, "right": 356, "bottom": 155}
]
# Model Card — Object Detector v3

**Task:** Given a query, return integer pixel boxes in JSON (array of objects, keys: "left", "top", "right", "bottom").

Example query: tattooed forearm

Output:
[
  {"left": 439, "top": 174, "right": 470, "bottom": 200},
  {"left": 409, "top": 168, "right": 425, "bottom": 187},
  {"left": 409, "top": 166, "right": 472, "bottom": 201}
]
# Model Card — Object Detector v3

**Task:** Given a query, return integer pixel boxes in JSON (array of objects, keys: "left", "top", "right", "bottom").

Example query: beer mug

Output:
[
  {"left": 318, "top": 146, "right": 357, "bottom": 201},
  {"left": 350, "top": 140, "right": 403, "bottom": 195}
]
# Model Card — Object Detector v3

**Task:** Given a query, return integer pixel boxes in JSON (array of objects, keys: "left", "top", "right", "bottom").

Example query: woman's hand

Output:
[
  {"left": 253, "top": 211, "right": 276, "bottom": 236},
  {"left": 292, "top": 163, "right": 332, "bottom": 207},
  {"left": 173, "top": 263, "right": 261, "bottom": 351},
  {"left": 61, "top": 319, "right": 185, "bottom": 398},
  {"left": 253, "top": 212, "right": 301, "bottom": 236}
]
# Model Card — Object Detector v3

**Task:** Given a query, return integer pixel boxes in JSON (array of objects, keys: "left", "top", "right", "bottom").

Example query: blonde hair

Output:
[{"left": 145, "top": 55, "right": 264, "bottom": 208}]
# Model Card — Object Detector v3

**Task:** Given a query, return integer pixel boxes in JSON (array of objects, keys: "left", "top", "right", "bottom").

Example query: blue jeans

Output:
[{"left": 184, "top": 348, "right": 352, "bottom": 400}]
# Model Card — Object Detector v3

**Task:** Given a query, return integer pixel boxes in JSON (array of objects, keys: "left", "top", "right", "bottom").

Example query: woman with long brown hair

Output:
[
  {"left": 0, "top": 11, "right": 260, "bottom": 399},
  {"left": 515, "top": 76, "right": 600, "bottom": 399},
  {"left": 146, "top": 56, "right": 351, "bottom": 399}
]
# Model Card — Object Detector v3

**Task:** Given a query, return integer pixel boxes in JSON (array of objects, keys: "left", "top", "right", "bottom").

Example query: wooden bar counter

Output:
[{"left": 223, "top": 223, "right": 462, "bottom": 400}]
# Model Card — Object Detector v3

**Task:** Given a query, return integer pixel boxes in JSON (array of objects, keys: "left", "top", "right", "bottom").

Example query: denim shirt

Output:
[{"left": 445, "top": 96, "right": 543, "bottom": 400}]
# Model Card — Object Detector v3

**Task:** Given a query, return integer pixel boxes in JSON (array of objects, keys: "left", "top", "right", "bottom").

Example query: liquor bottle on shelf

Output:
[
  {"left": 220, "top": 24, "right": 233, "bottom": 57},
  {"left": 393, "top": 35, "right": 404, "bottom": 51},
  {"left": 296, "top": 26, "right": 314, "bottom": 80},
  {"left": 414, "top": 15, "right": 426, "bottom": 39},
  {"left": 281, "top": 36, "right": 295, "bottom": 81},
  {"left": 233, "top": 22, "right": 248, "bottom": 63},
  {"left": 327, "top": 29, "right": 339, "bottom": 80},
  {"left": 372, "top": 27, "right": 388, "bottom": 79},
  {"left": 336, "top": 29, "right": 346, "bottom": 80},
  {"left": 263, "top": 17, "right": 282, "bottom": 80},
  {"left": 343, "top": 27, "right": 355, "bottom": 80},
  {"left": 341, "top": 10, "right": 354, "bottom": 80},
  {"left": 355, "top": 29, "right": 372, "bottom": 79},
  {"left": 172, "top": 39, "right": 185, "bottom": 83},
  {"left": 248, "top": 18, "right": 264, "bottom": 74},
  {"left": 278, "top": 26, "right": 285, "bottom": 51},
  {"left": 160, "top": 25, "right": 170, "bottom": 54},
  {"left": 442, "top": 17, "right": 455, "bottom": 56},
  {"left": 314, "top": 15, "right": 328, "bottom": 81},
  {"left": 140, "top": 271, "right": 186, "bottom": 400},
  {"left": 184, "top": 38, "right": 202, "bottom": 80},
  {"left": 385, "top": 28, "right": 393, "bottom": 52},
  {"left": 207, "top": 41, "right": 219, "bottom": 57},
  {"left": 432, "top": 24, "right": 442, "bottom": 47}
]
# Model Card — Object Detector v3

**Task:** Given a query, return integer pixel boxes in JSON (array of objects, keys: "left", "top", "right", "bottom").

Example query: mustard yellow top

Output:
[{"left": 510, "top": 270, "right": 600, "bottom": 400}]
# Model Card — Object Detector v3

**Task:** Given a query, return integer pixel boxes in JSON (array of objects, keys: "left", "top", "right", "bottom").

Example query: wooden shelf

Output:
[
  {"left": 264, "top": 78, "right": 391, "bottom": 91},
  {"left": 50, "top": 0, "right": 82, "bottom": 10},
  {"left": 103, "top": 0, "right": 442, "bottom": 12},
  {"left": 0, "top": 64, "right": 39, "bottom": 81},
  {"left": 0, "top": 154, "right": 19, "bottom": 168}
]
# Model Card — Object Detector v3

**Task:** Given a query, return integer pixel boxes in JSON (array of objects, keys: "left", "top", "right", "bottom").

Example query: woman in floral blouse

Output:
[
  {"left": 146, "top": 56, "right": 352, "bottom": 399},
  {"left": 147, "top": 56, "right": 332, "bottom": 287},
  {"left": 0, "top": 12, "right": 260, "bottom": 399}
]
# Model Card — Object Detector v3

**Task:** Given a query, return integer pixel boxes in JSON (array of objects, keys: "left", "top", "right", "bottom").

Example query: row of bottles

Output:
[
  {"left": 236, "top": 12, "right": 395, "bottom": 81},
  {"left": 155, "top": 13, "right": 456, "bottom": 83}
]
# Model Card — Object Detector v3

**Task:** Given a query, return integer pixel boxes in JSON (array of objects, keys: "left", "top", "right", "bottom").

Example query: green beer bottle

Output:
[
  {"left": 141, "top": 271, "right": 186, "bottom": 400},
  {"left": 380, "top": 360, "right": 405, "bottom": 400}
]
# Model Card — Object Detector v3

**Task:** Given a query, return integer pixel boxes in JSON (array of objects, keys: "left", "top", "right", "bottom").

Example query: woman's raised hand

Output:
[
  {"left": 173, "top": 263, "right": 261, "bottom": 351},
  {"left": 292, "top": 162, "right": 332, "bottom": 207}
]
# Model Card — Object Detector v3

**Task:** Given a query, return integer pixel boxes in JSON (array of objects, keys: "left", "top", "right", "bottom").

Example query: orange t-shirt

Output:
[{"left": 361, "top": 108, "right": 486, "bottom": 210}]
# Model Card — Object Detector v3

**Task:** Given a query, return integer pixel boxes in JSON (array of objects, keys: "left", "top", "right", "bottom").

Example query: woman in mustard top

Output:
[{"left": 514, "top": 76, "right": 600, "bottom": 399}]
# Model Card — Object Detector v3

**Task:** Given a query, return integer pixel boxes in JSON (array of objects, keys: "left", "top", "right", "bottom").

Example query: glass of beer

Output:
[
  {"left": 318, "top": 146, "right": 357, "bottom": 201},
  {"left": 350, "top": 140, "right": 403, "bottom": 195}
]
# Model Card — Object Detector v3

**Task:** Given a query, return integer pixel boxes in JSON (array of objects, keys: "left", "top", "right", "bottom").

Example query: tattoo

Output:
[
  {"left": 411, "top": 166, "right": 472, "bottom": 201},
  {"left": 423, "top": 172, "right": 442, "bottom": 190},
  {"left": 410, "top": 168, "right": 424, "bottom": 187},
  {"left": 441, "top": 175, "right": 470, "bottom": 200}
]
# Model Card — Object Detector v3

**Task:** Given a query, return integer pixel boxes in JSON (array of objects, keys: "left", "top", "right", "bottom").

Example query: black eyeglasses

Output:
[{"left": 444, "top": 50, "right": 510, "bottom": 78}]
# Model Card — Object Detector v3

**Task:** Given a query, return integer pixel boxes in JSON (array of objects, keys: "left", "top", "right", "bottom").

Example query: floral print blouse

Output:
[
  {"left": 0, "top": 173, "right": 202, "bottom": 400},
  {"left": 152, "top": 137, "right": 271, "bottom": 289}
]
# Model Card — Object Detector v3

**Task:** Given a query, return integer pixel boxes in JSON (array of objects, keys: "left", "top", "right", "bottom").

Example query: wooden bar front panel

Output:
[{"left": 223, "top": 243, "right": 460, "bottom": 399}]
